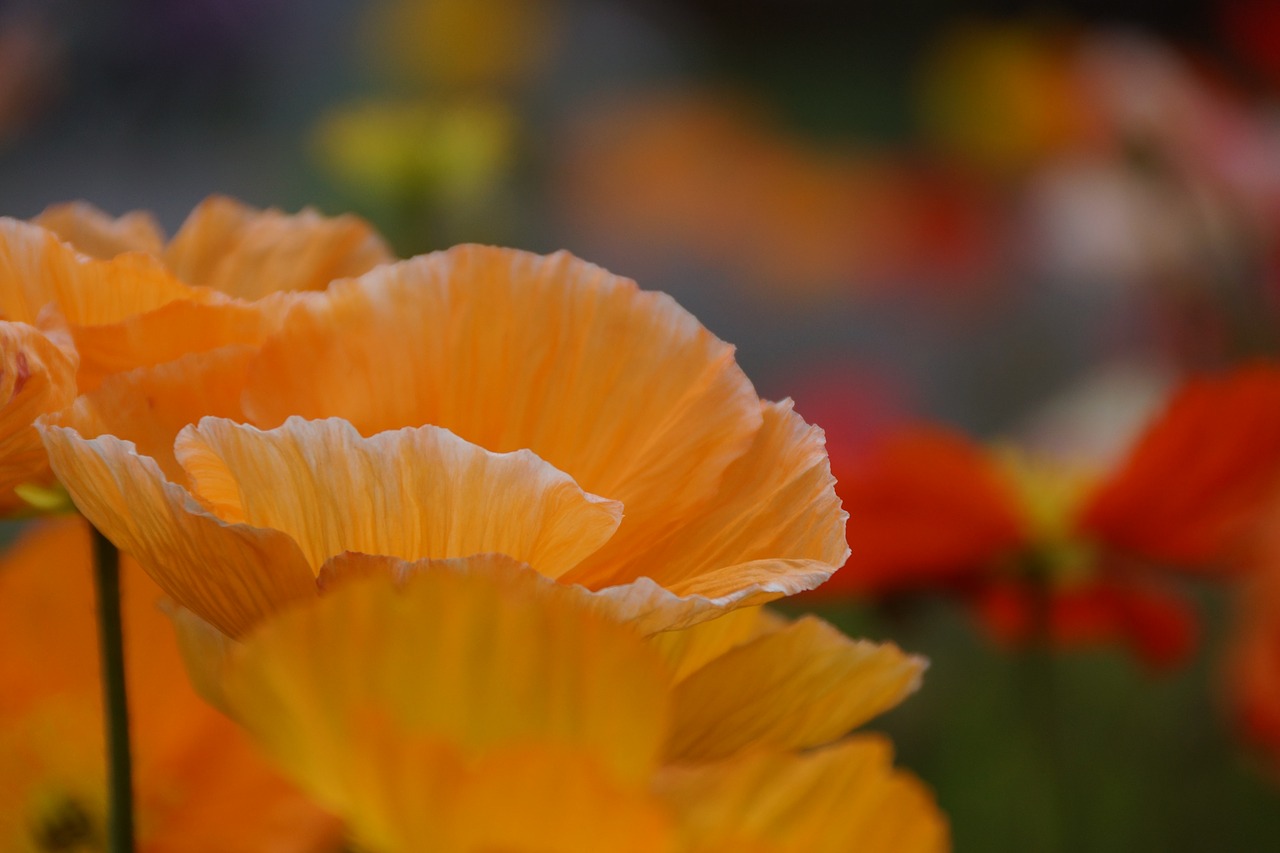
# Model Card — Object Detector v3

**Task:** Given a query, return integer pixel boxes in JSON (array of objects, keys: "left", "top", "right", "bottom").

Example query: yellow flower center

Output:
[{"left": 994, "top": 445, "right": 1100, "bottom": 587}]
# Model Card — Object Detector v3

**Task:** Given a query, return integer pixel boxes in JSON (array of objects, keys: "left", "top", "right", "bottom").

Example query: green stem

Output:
[{"left": 92, "top": 524, "right": 135, "bottom": 852}]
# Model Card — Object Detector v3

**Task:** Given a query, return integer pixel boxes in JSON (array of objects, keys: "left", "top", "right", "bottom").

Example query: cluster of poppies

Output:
[
  {"left": 806, "top": 368, "right": 1280, "bottom": 763},
  {"left": 0, "top": 198, "right": 948, "bottom": 851}
]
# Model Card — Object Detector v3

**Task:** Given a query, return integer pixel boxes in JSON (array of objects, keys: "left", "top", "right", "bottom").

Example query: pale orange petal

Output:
[
  {"left": 241, "top": 245, "right": 763, "bottom": 559},
  {"left": 69, "top": 295, "right": 296, "bottom": 393},
  {"left": 567, "top": 399, "right": 847, "bottom": 603},
  {"left": 663, "top": 616, "right": 925, "bottom": 763},
  {"left": 164, "top": 195, "right": 393, "bottom": 299},
  {"left": 174, "top": 416, "right": 621, "bottom": 577},
  {"left": 51, "top": 345, "right": 256, "bottom": 484},
  {"left": 656, "top": 736, "right": 949, "bottom": 853},
  {"left": 33, "top": 201, "right": 164, "bottom": 259},
  {"left": 0, "top": 219, "right": 199, "bottom": 326},
  {"left": 38, "top": 423, "right": 317, "bottom": 638},
  {"left": 0, "top": 320, "right": 77, "bottom": 495}
]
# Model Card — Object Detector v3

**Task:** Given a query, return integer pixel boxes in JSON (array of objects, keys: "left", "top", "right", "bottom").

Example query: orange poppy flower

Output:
[
  {"left": 0, "top": 198, "right": 390, "bottom": 506},
  {"left": 0, "top": 518, "right": 342, "bottom": 852},
  {"left": 812, "top": 365, "right": 1280, "bottom": 665},
  {"left": 177, "top": 563, "right": 944, "bottom": 852},
  {"left": 40, "top": 245, "right": 848, "bottom": 639}
]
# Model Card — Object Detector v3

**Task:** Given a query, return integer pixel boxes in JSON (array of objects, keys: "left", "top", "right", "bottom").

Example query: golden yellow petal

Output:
[
  {"left": 37, "top": 423, "right": 316, "bottom": 638},
  {"left": 163, "top": 195, "right": 393, "bottom": 299},
  {"left": 645, "top": 606, "right": 784, "bottom": 683},
  {"left": 51, "top": 345, "right": 256, "bottom": 484},
  {"left": 0, "top": 219, "right": 199, "bottom": 325},
  {"left": 217, "top": 570, "right": 671, "bottom": 801},
  {"left": 33, "top": 201, "right": 165, "bottom": 259},
  {"left": 0, "top": 320, "right": 77, "bottom": 495},
  {"left": 657, "top": 736, "right": 949, "bottom": 853},
  {"left": 565, "top": 399, "right": 847, "bottom": 601},
  {"left": 663, "top": 616, "right": 925, "bottom": 763},
  {"left": 241, "top": 245, "right": 763, "bottom": 554},
  {"left": 174, "top": 416, "right": 621, "bottom": 577}
]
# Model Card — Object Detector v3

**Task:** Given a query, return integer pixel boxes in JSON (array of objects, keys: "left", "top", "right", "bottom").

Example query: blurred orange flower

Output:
[
  {"left": 0, "top": 518, "right": 341, "bottom": 852},
  {"left": 1227, "top": 491, "right": 1280, "bottom": 766},
  {"left": 0, "top": 198, "right": 390, "bottom": 506},
  {"left": 180, "top": 564, "right": 944, "bottom": 852},
  {"left": 557, "top": 91, "right": 999, "bottom": 302},
  {"left": 811, "top": 365, "right": 1280, "bottom": 666},
  {"left": 40, "top": 244, "right": 849, "bottom": 639}
]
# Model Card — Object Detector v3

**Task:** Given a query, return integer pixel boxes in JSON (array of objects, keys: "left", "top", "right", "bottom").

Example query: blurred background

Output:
[{"left": 3, "top": 0, "right": 1280, "bottom": 849}]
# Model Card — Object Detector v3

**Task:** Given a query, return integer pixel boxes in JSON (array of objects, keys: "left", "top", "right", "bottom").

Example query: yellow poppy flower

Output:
[
  {"left": 41, "top": 245, "right": 848, "bottom": 638},
  {"left": 181, "top": 565, "right": 944, "bottom": 852},
  {"left": 0, "top": 518, "right": 342, "bottom": 852}
]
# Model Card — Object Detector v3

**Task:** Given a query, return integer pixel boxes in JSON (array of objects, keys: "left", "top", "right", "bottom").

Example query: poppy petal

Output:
[
  {"left": 164, "top": 195, "right": 393, "bottom": 299},
  {"left": 1080, "top": 365, "right": 1280, "bottom": 570},
  {"left": 655, "top": 735, "right": 948, "bottom": 853},
  {"left": 812, "top": 425, "right": 1025, "bottom": 597},
  {"left": 38, "top": 423, "right": 317, "bottom": 638},
  {"left": 240, "top": 245, "right": 763, "bottom": 562},
  {"left": 33, "top": 201, "right": 165, "bottom": 259},
  {"left": 173, "top": 416, "right": 622, "bottom": 578},
  {"left": 664, "top": 616, "right": 925, "bottom": 763}
]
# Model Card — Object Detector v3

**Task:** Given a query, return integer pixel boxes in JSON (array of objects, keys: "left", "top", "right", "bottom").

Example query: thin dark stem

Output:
[{"left": 92, "top": 524, "right": 135, "bottom": 852}]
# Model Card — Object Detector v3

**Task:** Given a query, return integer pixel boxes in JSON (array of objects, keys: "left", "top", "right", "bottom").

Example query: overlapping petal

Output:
[
  {"left": 655, "top": 736, "right": 948, "bottom": 853},
  {"left": 0, "top": 319, "right": 76, "bottom": 497},
  {"left": 34, "top": 200, "right": 165, "bottom": 258},
  {"left": 40, "top": 413, "right": 623, "bottom": 637},
  {"left": 163, "top": 195, "right": 393, "bottom": 299},
  {"left": 187, "top": 567, "right": 944, "bottom": 852}
]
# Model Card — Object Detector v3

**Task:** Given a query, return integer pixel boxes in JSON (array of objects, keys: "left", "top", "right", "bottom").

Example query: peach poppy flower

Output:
[
  {"left": 0, "top": 518, "right": 342, "bottom": 852},
  {"left": 178, "top": 564, "right": 943, "bottom": 852},
  {"left": 811, "top": 365, "right": 1280, "bottom": 667},
  {"left": 41, "top": 245, "right": 848, "bottom": 639},
  {"left": 0, "top": 197, "right": 390, "bottom": 505}
]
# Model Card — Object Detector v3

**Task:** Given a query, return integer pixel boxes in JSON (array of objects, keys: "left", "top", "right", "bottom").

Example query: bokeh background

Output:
[{"left": 3, "top": 0, "right": 1280, "bottom": 849}]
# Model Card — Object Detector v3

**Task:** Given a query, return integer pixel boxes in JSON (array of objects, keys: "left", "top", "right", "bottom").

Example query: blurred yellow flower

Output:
[
  {"left": 312, "top": 98, "right": 517, "bottom": 207},
  {"left": 41, "top": 244, "right": 849, "bottom": 639},
  {"left": 0, "top": 519, "right": 342, "bottom": 852},
  {"left": 181, "top": 565, "right": 943, "bottom": 852}
]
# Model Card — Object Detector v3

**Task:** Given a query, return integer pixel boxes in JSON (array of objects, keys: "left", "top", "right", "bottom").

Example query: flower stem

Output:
[{"left": 92, "top": 524, "right": 135, "bottom": 852}]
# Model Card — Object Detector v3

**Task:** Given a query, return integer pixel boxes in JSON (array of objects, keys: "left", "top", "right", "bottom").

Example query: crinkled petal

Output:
[
  {"left": 241, "top": 245, "right": 763, "bottom": 560},
  {"left": 51, "top": 345, "right": 256, "bottom": 484},
  {"left": 38, "top": 423, "right": 316, "bottom": 638},
  {"left": 565, "top": 400, "right": 847, "bottom": 598},
  {"left": 663, "top": 616, "right": 925, "bottom": 763},
  {"left": 164, "top": 195, "right": 393, "bottom": 299},
  {"left": 69, "top": 295, "right": 298, "bottom": 393},
  {"left": 0, "top": 320, "right": 77, "bottom": 496},
  {"left": 174, "top": 416, "right": 621, "bottom": 578},
  {"left": 33, "top": 201, "right": 165, "bottom": 259},
  {"left": 0, "top": 219, "right": 199, "bottom": 326},
  {"left": 655, "top": 735, "right": 948, "bottom": 853}
]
